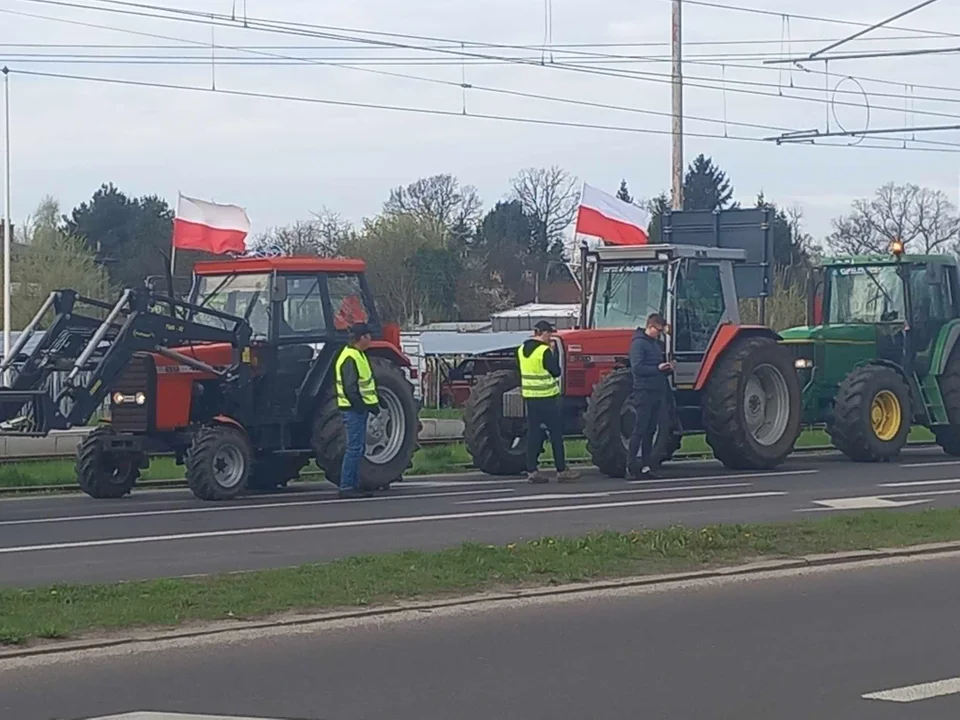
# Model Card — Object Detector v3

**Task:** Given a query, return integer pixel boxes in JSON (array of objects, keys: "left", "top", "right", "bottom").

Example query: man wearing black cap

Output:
[
  {"left": 518, "top": 320, "right": 580, "bottom": 484},
  {"left": 334, "top": 322, "right": 381, "bottom": 499}
]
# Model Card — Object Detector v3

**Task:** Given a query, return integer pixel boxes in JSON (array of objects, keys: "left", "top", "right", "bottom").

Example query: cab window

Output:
[
  {"left": 675, "top": 265, "right": 725, "bottom": 353},
  {"left": 280, "top": 275, "right": 326, "bottom": 338},
  {"left": 328, "top": 273, "right": 371, "bottom": 330}
]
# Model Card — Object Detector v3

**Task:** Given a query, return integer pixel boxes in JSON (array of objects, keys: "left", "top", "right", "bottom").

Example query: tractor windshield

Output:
[
  {"left": 193, "top": 273, "right": 272, "bottom": 337},
  {"left": 592, "top": 263, "right": 668, "bottom": 329},
  {"left": 827, "top": 265, "right": 905, "bottom": 324}
]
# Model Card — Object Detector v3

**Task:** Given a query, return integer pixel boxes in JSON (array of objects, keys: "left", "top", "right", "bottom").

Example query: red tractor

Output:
[
  {"left": 0, "top": 256, "right": 420, "bottom": 500},
  {"left": 464, "top": 211, "right": 803, "bottom": 475}
]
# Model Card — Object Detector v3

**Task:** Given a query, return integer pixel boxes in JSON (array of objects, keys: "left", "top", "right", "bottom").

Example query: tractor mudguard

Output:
[
  {"left": 694, "top": 323, "right": 780, "bottom": 391},
  {"left": 367, "top": 341, "right": 411, "bottom": 368},
  {"left": 930, "top": 319, "right": 960, "bottom": 377}
]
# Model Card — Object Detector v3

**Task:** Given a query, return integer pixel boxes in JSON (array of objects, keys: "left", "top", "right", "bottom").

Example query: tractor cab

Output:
[{"left": 781, "top": 244, "right": 960, "bottom": 461}]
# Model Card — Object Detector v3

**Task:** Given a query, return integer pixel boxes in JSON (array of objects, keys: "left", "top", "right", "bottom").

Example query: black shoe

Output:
[
  {"left": 639, "top": 466, "right": 658, "bottom": 480},
  {"left": 338, "top": 487, "right": 373, "bottom": 499}
]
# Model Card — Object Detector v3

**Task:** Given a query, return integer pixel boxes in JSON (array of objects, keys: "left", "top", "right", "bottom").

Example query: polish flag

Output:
[
  {"left": 575, "top": 183, "right": 650, "bottom": 246},
  {"left": 172, "top": 194, "right": 251, "bottom": 255}
]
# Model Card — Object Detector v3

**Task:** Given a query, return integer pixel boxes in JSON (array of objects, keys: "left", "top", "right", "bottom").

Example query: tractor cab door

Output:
[
  {"left": 908, "top": 263, "right": 955, "bottom": 376},
  {"left": 672, "top": 261, "right": 737, "bottom": 386}
]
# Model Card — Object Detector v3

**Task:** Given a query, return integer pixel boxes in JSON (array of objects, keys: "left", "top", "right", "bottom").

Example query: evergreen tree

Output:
[
  {"left": 616, "top": 179, "right": 633, "bottom": 204},
  {"left": 683, "top": 154, "right": 735, "bottom": 211}
]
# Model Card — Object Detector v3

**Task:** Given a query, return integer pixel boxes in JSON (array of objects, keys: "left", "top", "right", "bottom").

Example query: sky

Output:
[{"left": 2, "top": 0, "right": 960, "bottom": 244}]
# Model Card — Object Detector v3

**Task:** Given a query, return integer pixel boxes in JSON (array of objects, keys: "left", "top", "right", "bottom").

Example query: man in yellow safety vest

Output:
[
  {"left": 334, "top": 322, "right": 381, "bottom": 499},
  {"left": 519, "top": 320, "right": 581, "bottom": 484}
]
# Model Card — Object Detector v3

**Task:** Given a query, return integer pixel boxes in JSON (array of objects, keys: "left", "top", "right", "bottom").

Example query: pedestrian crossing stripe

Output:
[{"left": 87, "top": 713, "right": 292, "bottom": 720}]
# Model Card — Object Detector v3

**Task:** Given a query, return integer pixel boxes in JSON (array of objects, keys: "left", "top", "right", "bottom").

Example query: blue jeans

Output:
[{"left": 340, "top": 411, "right": 367, "bottom": 490}]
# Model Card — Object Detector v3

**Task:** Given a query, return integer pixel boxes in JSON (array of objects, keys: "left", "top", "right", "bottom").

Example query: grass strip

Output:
[{"left": 3, "top": 507, "right": 960, "bottom": 647}]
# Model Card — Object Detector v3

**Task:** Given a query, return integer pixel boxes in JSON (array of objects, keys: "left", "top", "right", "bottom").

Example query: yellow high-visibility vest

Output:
[
  {"left": 335, "top": 346, "right": 379, "bottom": 409},
  {"left": 517, "top": 343, "right": 560, "bottom": 399}
]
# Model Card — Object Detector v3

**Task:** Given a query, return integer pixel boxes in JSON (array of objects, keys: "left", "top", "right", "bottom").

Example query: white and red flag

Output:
[
  {"left": 172, "top": 194, "right": 251, "bottom": 255},
  {"left": 575, "top": 183, "right": 650, "bottom": 246}
]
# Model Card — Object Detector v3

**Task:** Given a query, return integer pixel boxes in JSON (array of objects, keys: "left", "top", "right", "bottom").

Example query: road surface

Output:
[
  {"left": 3, "top": 554, "right": 960, "bottom": 719},
  {"left": 3, "top": 447, "right": 960, "bottom": 586}
]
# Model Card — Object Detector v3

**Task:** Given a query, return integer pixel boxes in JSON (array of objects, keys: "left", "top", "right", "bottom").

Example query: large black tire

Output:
[
  {"left": 703, "top": 336, "right": 802, "bottom": 470},
  {"left": 76, "top": 426, "right": 142, "bottom": 499},
  {"left": 828, "top": 364, "right": 911, "bottom": 462},
  {"left": 463, "top": 370, "right": 527, "bottom": 476},
  {"left": 934, "top": 349, "right": 960, "bottom": 455},
  {"left": 584, "top": 368, "right": 681, "bottom": 478},
  {"left": 311, "top": 357, "right": 418, "bottom": 491},
  {"left": 185, "top": 423, "right": 253, "bottom": 501},
  {"left": 248, "top": 454, "right": 309, "bottom": 491}
]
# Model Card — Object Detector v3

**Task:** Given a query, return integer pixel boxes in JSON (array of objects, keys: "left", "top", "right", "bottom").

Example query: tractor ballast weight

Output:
[
  {"left": 781, "top": 250, "right": 960, "bottom": 462},
  {"left": 463, "top": 208, "right": 803, "bottom": 476},
  {"left": 0, "top": 257, "right": 420, "bottom": 500}
]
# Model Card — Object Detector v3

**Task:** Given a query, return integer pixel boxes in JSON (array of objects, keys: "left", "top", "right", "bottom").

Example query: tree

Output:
[
  {"left": 384, "top": 174, "right": 482, "bottom": 240},
  {"left": 7, "top": 198, "right": 113, "bottom": 328},
  {"left": 827, "top": 183, "right": 960, "bottom": 255},
  {"left": 616, "top": 179, "right": 633, "bottom": 204},
  {"left": 510, "top": 166, "right": 578, "bottom": 287},
  {"left": 65, "top": 183, "right": 174, "bottom": 289},
  {"left": 644, "top": 192, "right": 670, "bottom": 243},
  {"left": 256, "top": 208, "right": 353, "bottom": 257},
  {"left": 473, "top": 200, "right": 535, "bottom": 297},
  {"left": 683, "top": 154, "right": 735, "bottom": 211}
]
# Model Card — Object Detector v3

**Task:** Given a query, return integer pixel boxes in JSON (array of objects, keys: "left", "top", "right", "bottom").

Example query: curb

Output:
[{"left": 4, "top": 540, "right": 960, "bottom": 660}]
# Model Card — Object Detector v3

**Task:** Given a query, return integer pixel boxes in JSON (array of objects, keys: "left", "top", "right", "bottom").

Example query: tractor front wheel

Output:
[
  {"left": 584, "top": 368, "right": 681, "bottom": 478},
  {"left": 312, "top": 357, "right": 419, "bottom": 491},
  {"left": 828, "top": 365, "right": 911, "bottom": 462},
  {"left": 185, "top": 423, "right": 253, "bottom": 501},
  {"left": 703, "top": 336, "right": 802, "bottom": 470},
  {"left": 463, "top": 370, "right": 528, "bottom": 476},
  {"left": 933, "top": 349, "right": 960, "bottom": 455},
  {"left": 76, "top": 427, "right": 142, "bottom": 499}
]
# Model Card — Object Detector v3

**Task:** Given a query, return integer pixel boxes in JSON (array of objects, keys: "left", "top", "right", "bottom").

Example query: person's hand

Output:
[{"left": 658, "top": 361, "right": 675, "bottom": 372}]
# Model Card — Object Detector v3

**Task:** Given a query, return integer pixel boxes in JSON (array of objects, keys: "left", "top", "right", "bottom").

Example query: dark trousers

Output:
[
  {"left": 628, "top": 390, "right": 663, "bottom": 471},
  {"left": 526, "top": 396, "right": 566, "bottom": 472},
  {"left": 340, "top": 410, "right": 367, "bottom": 489}
]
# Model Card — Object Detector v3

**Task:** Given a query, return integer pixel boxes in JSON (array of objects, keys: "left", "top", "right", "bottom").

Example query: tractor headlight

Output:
[
  {"left": 113, "top": 392, "right": 125, "bottom": 405},
  {"left": 794, "top": 358, "right": 813, "bottom": 369},
  {"left": 135, "top": 392, "right": 146, "bottom": 405}
]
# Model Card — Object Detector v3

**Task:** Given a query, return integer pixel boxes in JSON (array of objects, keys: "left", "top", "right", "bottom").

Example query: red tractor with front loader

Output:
[
  {"left": 0, "top": 256, "right": 420, "bottom": 500},
  {"left": 463, "top": 208, "right": 803, "bottom": 476}
]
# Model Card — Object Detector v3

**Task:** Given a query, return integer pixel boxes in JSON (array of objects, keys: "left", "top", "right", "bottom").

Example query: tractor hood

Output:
[{"left": 779, "top": 324, "right": 878, "bottom": 344}]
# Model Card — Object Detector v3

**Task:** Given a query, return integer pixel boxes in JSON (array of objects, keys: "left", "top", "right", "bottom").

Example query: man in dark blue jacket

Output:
[{"left": 628, "top": 312, "right": 674, "bottom": 478}]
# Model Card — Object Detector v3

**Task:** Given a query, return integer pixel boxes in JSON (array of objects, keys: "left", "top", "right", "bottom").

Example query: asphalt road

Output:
[
  {"left": 4, "top": 554, "right": 960, "bottom": 719},
  {"left": 4, "top": 447, "right": 960, "bottom": 587}
]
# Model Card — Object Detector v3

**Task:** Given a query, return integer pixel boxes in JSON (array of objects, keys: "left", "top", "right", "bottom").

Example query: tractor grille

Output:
[
  {"left": 785, "top": 342, "right": 814, "bottom": 361},
  {"left": 109, "top": 354, "right": 155, "bottom": 432},
  {"left": 567, "top": 369, "right": 586, "bottom": 389}
]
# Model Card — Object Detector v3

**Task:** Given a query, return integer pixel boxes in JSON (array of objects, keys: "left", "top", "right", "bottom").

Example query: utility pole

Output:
[
  {"left": 670, "top": 0, "right": 683, "bottom": 210},
  {"left": 2, "top": 67, "right": 11, "bottom": 383}
]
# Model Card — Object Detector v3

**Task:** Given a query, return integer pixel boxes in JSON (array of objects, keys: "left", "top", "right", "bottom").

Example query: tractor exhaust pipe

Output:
[
  {"left": 0, "top": 291, "right": 56, "bottom": 375},
  {"left": 67, "top": 289, "right": 131, "bottom": 382}
]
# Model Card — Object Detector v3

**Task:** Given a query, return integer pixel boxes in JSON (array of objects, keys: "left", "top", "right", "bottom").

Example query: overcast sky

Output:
[{"left": 3, "top": 0, "right": 960, "bottom": 242}]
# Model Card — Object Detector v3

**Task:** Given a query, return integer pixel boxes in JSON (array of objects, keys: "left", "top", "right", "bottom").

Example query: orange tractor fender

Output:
[{"left": 693, "top": 323, "right": 781, "bottom": 391}]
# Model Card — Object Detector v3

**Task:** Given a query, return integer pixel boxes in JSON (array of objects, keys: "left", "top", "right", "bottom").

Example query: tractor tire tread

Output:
[
  {"left": 828, "top": 364, "right": 910, "bottom": 462},
  {"left": 463, "top": 369, "right": 527, "bottom": 476},
  {"left": 75, "top": 427, "right": 140, "bottom": 499},
  {"left": 185, "top": 423, "right": 252, "bottom": 501}
]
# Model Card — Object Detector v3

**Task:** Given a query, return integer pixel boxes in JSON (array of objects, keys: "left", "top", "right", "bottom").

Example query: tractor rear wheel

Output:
[
  {"left": 76, "top": 426, "right": 142, "bottom": 499},
  {"left": 703, "top": 336, "right": 802, "bottom": 470},
  {"left": 828, "top": 364, "right": 911, "bottom": 462},
  {"left": 933, "top": 349, "right": 960, "bottom": 455},
  {"left": 185, "top": 423, "right": 253, "bottom": 501},
  {"left": 312, "top": 357, "right": 418, "bottom": 491},
  {"left": 463, "top": 370, "right": 528, "bottom": 476},
  {"left": 584, "top": 368, "right": 681, "bottom": 478}
]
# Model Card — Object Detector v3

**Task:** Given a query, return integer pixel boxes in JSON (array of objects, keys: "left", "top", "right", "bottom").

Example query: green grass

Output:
[
  {"left": 3, "top": 508, "right": 960, "bottom": 646},
  {"left": 418, "top": 407, "right": 464, "bottom": 419}
]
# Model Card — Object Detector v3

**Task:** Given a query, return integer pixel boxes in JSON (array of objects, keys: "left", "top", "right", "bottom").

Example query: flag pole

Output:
[{"left": 2, "top": 67, "right": 12, "bottom": 384}]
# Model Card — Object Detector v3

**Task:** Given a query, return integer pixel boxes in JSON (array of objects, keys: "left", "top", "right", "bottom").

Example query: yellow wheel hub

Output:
[{"left": 871, "top": 390, "right": 902, "bottom": 442}]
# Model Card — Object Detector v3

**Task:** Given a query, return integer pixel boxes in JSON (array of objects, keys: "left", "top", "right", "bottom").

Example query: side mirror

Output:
[
  {"left": 272, "top": 276, "right": 288, "bottom": 302},
  {"left": 926, "top": 264, "right": 942, "bottom": 285}
]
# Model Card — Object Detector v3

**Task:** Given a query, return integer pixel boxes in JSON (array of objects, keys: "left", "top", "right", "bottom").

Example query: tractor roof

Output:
[
  {"left": 193, "top": 256, "right": 367, "bottom": 276},
  {"left": 823, "top": 253, "right": 956, "bottom": 267},
  {"left": 589, "top": 243, "right": 747, "bottom": 263}
]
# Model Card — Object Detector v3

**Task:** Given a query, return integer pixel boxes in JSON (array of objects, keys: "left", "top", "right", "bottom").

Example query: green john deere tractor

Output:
[{"left": 780, "top": 244, "right": 960, "bottom": 462}]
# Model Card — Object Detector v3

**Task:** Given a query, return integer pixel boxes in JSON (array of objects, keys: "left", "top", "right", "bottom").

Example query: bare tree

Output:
[
  {"left": 256, "top": 207, "right": 353, "bottom": 257},
  {"left": 510, "top": 166, "right": 579, "bottom": 252},
  {"left": 384, "top": 174, "right": 482, "bottom": 235},
  {"left": 827, "top": 183, "right": 960, "bottom": 255}
]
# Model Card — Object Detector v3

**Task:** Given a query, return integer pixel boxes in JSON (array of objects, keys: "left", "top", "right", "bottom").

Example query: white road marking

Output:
[
  {"left": 0, "top": 488, "right": 514, "bottom": 528},
  {"left": 401, "top": 478, "right": 528, "bottom": 488},
  {"left": 0, "top": 491, "right": 786, "bottom": 555},
  {"left": 88, "top": 713, "right": 286, "bottom": 719},
  {"left": 863, "top": 676, "right": 960, "bottom": 703},
  {"left": 628, "top": 469, "right": 817, "bottom": 485},
  {"left": 880, "top": 478, "right": 960, "bottom": 488},
  {"left": 809, "top": 497, "right": 930, "bottom": 510},
  {"left": 899, "top": 460, "right": 960, "bottom": 468},
  {"left": 457, "top": 483, "right": 751, "bottom": 504}
]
